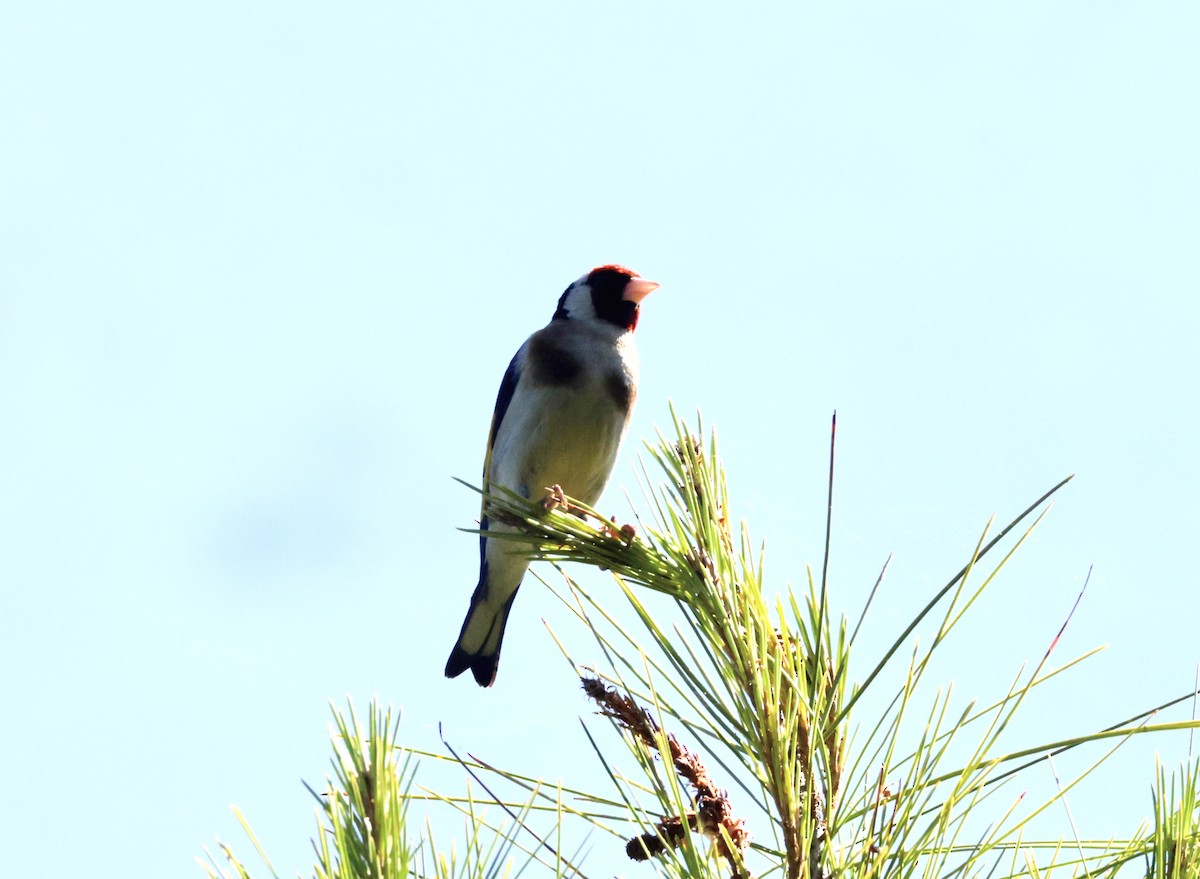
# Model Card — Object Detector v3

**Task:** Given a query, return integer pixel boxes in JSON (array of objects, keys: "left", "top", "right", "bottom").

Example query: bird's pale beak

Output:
[{"left": 623, "top": 278, "right": 660, "bottom": 304}]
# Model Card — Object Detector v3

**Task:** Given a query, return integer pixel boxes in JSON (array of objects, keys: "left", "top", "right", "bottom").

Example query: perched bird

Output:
[{"left": 445, "top": 265, "right": 660, "bottom": 687}]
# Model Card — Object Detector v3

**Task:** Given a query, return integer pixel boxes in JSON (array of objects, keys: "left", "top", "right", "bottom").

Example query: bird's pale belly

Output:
[{"left": 491, "top": 382, "right": 625, "bottom": 508}]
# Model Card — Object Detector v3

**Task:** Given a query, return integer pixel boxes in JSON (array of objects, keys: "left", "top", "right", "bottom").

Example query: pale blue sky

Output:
[{"left": 2, "top": 3, "right": 1198, "bottom": 876}]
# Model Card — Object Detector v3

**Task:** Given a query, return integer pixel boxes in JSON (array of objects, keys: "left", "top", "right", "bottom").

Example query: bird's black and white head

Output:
[{"left": 552, "top": 265, "right": 659, "bottom": 331}]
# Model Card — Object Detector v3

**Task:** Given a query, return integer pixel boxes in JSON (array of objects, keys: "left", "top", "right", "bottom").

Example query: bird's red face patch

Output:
[
  {"left": 591, "top": 266, "right": 658, "bottom": 330},
  {"left": 587, "top": 266, "right": 642, "bottom": 330}
]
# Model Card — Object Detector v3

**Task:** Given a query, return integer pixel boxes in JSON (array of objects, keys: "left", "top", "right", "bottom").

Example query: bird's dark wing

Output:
[
  {"left": 488, "top": 349, "right": 522, "bottom": 451},
  {"left": 478, "top": 348, "right": 523, "bottom": 556}
]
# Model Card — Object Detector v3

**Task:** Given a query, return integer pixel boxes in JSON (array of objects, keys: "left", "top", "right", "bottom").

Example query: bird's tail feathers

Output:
[{"left": 444, "top": 583, "right": 519, "bottom": 687}]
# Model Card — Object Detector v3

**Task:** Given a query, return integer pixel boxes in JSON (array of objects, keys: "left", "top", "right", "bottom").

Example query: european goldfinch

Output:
[{"left": 445, "top": 265, "right": 659, "bottom": 687}]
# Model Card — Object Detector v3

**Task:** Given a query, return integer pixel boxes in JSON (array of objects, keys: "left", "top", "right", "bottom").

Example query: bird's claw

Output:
[
  {"left": 541, "top": 484, "right": 568, "bottom": 513},
  {"left": 542, "top": 488, "right": 636, "bottom": 542},
  {"left": 601, "top": 515, "right": 637, "bottom": 542}
]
